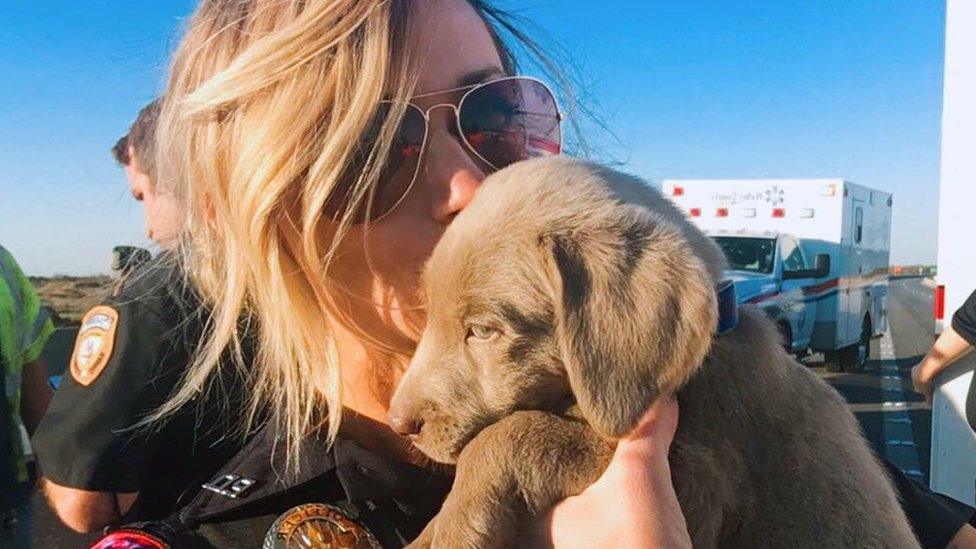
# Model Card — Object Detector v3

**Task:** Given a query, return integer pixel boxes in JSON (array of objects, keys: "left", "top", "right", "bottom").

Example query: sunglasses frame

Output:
[{"left": 360, "top": 75, "right": 563, "bottom": 224}]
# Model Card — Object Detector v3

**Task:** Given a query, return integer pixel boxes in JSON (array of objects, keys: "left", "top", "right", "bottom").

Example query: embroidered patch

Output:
[
  {"left": 70, "top": 305, "right": 119, "bottom": 386},
  {"left": 263, "top": 503, "right": 381, "bottom": 549}
]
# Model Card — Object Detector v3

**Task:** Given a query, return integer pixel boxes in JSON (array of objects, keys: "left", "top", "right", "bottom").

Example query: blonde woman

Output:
[
  {"left": 87, "top": 1, "right": 695, "bottom": 547},
  {"left": 83, "top": 1, "right": 976, "bottom": 548}
]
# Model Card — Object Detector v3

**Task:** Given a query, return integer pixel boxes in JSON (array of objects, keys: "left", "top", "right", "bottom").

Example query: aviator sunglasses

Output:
[{"left": 325, "top": 76, "right": 563, "bottom": 223}]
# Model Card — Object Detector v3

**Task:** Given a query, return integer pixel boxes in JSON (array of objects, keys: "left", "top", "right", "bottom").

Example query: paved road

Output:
[
  {"left": 809, "top": 277, "right": 934, "bottom": 482},
  {"left": 27, "top": 277, "right": 940, "bottom": 546}
]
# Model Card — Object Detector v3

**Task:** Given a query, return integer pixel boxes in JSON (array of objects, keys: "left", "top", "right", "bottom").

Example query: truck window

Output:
[
  {"left": 854, "top": 207, "right": 863, "bottom": 244},
  {"left": 712, "top": 237, "right": 775, "bottom": 274},
  {"left": 783, "top": 244, "right": 807, "bottom": 273}
]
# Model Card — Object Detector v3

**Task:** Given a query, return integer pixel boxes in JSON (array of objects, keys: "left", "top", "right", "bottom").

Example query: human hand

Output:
[
  {"left": 911, "top": 326, "right": 976, "bottom": 407},
  {"left": 543, "top": 395, "right": 690, "bottom": 549},
  {"left": 911, "top": 361, "right": 934, "bottom": 405}
]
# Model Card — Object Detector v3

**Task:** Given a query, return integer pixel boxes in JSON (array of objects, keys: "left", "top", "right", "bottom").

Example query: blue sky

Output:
[{"left": 0, "top": 1, "right": 947, "bottom": 275}]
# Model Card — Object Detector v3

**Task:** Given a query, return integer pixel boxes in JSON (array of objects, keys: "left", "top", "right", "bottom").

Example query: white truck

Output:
[
  {"left": 666, "top": 178, "right": 892, "bottom": 372},
  {"left": 929, "top": 0, "right": 976, "bottom": 505}
]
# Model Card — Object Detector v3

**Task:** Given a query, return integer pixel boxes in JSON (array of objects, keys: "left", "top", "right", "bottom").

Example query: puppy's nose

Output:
[{"left": 388, "top": 413, "right": 424, "bottom": 436}]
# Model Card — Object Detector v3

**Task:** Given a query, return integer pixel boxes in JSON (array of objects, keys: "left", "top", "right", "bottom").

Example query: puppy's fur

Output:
[{"left": 391, "top": 157, "right": 917, "bottom": 548}]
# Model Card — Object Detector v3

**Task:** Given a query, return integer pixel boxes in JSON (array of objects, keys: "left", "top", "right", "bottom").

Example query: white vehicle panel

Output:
[
  {"left": 931, "top": 0, "right": 976, "bottom": 505},
  {"left": 663, "top": 178, "right": 846, "bottom": 243}
]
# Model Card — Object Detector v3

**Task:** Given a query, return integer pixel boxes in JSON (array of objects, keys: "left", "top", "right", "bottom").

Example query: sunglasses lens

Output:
[
  {"left": 459, "top": 78, "right": 561, "bottom": 170},
  {"left": 325, "top": 103, "right": 426, "bottom": 223}
]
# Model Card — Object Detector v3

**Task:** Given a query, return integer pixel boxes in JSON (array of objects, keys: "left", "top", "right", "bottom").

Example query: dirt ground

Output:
[{"left": 30, "top": 276, "right": 113, "bottom": 325}]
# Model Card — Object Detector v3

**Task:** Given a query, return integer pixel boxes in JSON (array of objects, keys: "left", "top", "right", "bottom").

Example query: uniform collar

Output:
[
  {"left": 177, "top": 421, "right": 451, "bottom": 525},
  {"left": 176, "top": 423, "right": 336, "bottom": 523}
]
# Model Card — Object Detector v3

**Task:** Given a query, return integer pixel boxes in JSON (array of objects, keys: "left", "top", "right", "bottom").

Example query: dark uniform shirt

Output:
[
  {"left": 953, "top": 289, "right": 976, "bottom": 347},
  {"left": 952, "top": 288, "right": 976, "bottom": 435},
  {"left": 108, "top": 423, "right": 452, "bottom": 548},
  {"left": 32, "top": 255, "right": 252, "bottom": 522},
  {"left": 882, "top": 457, "right": 974, "bottom": 548},
  {"left": 96, "top": 432, "right": 973, "bottom": 548}
]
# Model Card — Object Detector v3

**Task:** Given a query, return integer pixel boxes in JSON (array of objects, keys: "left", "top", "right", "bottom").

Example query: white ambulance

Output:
[
  {"left": 929, "top": 0, "right": 976, "bottom": 505},
  {"left": 665, "top": 178, "right": 892, "bottom": 372}
]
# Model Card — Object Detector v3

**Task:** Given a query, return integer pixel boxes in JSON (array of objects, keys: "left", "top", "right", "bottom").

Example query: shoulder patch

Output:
[
  {"left": 263, "top": 503, "right": 381, "bottom": 549},
  {"left": 70, "top": 305, "right": 119, "bottom": 386}
]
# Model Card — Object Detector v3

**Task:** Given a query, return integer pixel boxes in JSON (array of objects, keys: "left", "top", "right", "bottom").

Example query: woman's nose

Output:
[
  {"left": 421, "top": 118, "right": 486, "bottom": 223},
  {"left": 433, "top": 168, "right": 483, "bottom": 223}
]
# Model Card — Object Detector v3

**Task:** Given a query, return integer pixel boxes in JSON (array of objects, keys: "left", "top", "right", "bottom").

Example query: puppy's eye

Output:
[{"left": 466, "top": 324, "right": 499, "bottom": 342}]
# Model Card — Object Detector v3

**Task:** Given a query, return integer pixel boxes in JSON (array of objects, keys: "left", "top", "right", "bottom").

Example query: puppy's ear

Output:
[{"left": 542, "top": 206, "right": 717, "bottom": 438}]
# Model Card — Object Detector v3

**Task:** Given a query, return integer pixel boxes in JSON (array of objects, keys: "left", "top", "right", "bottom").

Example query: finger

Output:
[{"left": 625, "top": 394, "right": 678, "bottom": 441}]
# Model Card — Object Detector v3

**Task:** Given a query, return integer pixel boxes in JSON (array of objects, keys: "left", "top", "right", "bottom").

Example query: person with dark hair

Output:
[
  {"left": 115, "top": 99, "right": 183, "bottom": 248},
  {"left": 32, "top": 99, "right": 255, "bottom": 534},
  {"left": 110, "top": 135, "right": 129, "bottom": 167}
]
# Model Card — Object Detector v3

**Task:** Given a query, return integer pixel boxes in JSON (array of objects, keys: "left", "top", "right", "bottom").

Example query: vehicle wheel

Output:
[
  {"left": 825, "top": 350, "right": 843, "bottom": 372},
  {"left": 856, "top": 316, "right": 874, "bottom": 371},
  {"left": 831, "top": 316, "right": 872, "bottom": 373}
]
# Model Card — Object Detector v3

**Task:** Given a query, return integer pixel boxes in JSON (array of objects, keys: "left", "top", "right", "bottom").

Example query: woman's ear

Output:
[{"left": 542, "top": 206, "right": 717, "bottom": 439}]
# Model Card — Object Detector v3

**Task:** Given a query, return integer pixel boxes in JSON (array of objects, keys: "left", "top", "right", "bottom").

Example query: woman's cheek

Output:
[{"left": 369, "top": 218, "right": 441, "bottom": 274}]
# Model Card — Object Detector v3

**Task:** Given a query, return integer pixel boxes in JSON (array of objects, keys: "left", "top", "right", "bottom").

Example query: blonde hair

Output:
[{"left": 155, "top": 0, "right": 576, "bottom": 467}]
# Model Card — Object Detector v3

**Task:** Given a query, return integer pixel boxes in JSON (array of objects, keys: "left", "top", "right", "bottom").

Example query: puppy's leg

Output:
[{"left": 407, "top": 411, "right": 613, "bottom": 549}]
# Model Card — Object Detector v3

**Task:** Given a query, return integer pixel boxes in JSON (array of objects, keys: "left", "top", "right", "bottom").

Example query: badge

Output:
[
  {"left": 70, "top": 305, "right": 119, "bottom": 386},
  {"left": 90, "top": 528, "right": 170, "bottom": 549},
  {"left": 263, "top": 503, "right": 381, "bottom": 549}
]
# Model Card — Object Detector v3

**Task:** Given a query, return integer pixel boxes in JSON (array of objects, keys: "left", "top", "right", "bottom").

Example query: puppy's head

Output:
[{"left": 389, "top": 157, "right": 724, "bottom": 463}]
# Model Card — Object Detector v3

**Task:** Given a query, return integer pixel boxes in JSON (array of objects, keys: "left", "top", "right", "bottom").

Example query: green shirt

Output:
[{"left": 0, "top": 244, "right": 53, "bottom": 482}]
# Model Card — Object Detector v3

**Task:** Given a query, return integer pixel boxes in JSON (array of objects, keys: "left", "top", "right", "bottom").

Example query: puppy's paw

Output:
[
  {"left": 429, "top": 520, "right": 495, "bottom": 549},
  {"left": 416, "top": 500, "right": 509, "bottom": 549}
]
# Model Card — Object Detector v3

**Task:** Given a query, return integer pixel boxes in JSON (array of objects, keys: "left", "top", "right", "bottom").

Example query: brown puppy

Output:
[{"left": 390, "top": 157, "right": 918, "bottom": 548}]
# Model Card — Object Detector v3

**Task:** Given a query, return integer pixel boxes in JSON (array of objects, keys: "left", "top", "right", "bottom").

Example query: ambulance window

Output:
[
  {"left": 854, "top": 207, "right": 863, "bottom": 244},
  {"left": 713, "top": 237, "right": 775, "bottom": 273},
  {"left": 782, "top": 237, "right": 806, "bottom": 272}
]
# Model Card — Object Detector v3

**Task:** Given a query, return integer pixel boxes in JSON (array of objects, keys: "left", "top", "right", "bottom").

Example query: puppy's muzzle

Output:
[
  {"left": 388, "top": 410, "right": 423, "bottom": 437},
  {"left": 388, "top": 391, "right": 425, "bottom": 437}
]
